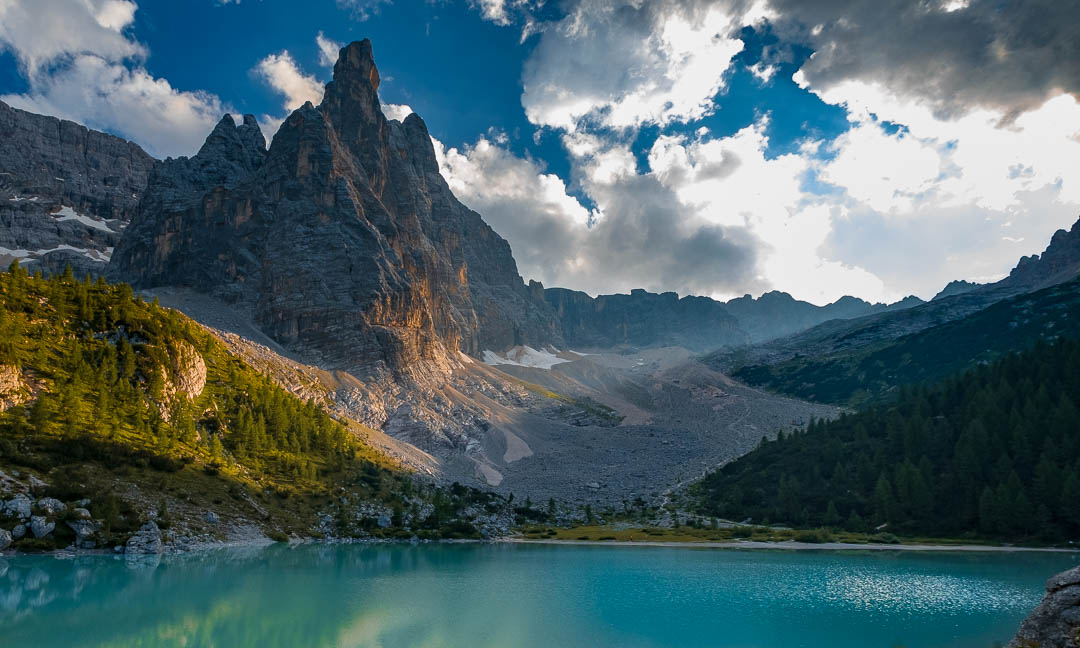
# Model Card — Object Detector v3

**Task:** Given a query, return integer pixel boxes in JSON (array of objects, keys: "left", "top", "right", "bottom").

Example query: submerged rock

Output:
[
  {"left": 126, "top": 521, "right": 163, "bottom": 555},
  {"left": 1008, "top": 565, "right": 1080, "bottom": 648}
]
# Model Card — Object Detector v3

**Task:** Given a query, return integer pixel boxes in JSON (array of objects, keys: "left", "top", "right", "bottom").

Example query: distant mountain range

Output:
[{"left": 716, "top": 218, "right": 1080, "bottom": 405}]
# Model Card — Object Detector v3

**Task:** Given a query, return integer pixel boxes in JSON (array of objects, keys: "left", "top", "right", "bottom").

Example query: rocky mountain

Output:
[
  {"left": 110, "top": 40, "right": 560, "bottom": 377},
  {"left": 716, "top": 216, "right": 1080, "bottom": 401},
  {"left": 720, "top": 290, "right": 923, "bottom": 343},
  {"left": 543, "top": 286, "right": 923, "bottom": 352},
  {"left": 1000, "top": 218, "right": 1080, "bottom": 292},
  {"left": 545, "top": 288, "right": 749, "bottom": 351},
  {"left": 0, "top": 100, "right": 156, "bottom": 276},
  {"left": 932, "top": 279, "right": 981, "bottom": 300}
]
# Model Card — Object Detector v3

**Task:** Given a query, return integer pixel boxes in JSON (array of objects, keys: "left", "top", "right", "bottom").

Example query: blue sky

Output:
[{"left": 1, "top": 0, "right": 1079, "bottom": 305}]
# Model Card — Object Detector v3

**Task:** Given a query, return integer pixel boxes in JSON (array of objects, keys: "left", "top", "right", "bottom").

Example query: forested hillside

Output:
[
  {"left": 0, "top": 263, "right": 508, "bottom": 547},
  {"left": 693, "top": 336, "right": 1080, "bottom": 542}
]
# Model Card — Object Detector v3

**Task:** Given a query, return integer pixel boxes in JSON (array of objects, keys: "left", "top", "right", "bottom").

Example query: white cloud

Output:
[
  {"left": 521, "top": 1, "right": 752, "bottom": 132},
  {"left": 254, "top": 50, "right": 325, "bottom": 113},
  {"left": 0, "top": 0, "right": 145, "bottom": 76},
  {"left": 3, "top": 54, "right": 227, "bottom": 159},
  {"left": 0, "top": 0, "right": 228, "bottom": 158},
  {"left": 316, "top": 31, "right": 341, "bottom": 67},
  {"left": 381, "top": 103, "right": 414, "bottom": 122}
]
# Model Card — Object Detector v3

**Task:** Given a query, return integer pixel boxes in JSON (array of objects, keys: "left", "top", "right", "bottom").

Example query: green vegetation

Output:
[
  {"left": 693, "top": 335, "right": 1080, "bottom": 543},
  {"left": 0, "top": 263, "right": 501, "bottom": 545},
  {"left": 730, "top": 278, "right": 1080, "bottom": 407},
  {"left": 0, "top": 262, "right": 368, "bottom": 490}
]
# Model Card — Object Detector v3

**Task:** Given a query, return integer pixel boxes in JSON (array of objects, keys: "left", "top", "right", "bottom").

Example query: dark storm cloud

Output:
[{"left": 765, "top": 0, "right": 1080, "bottom": 119}]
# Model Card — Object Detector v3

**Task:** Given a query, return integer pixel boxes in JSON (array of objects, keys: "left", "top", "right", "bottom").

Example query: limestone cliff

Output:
[
  {"left": 111, "top": 40, "right": 561, "bottom": 377},
  {"left": 0, "top": 100, "right": 156, "bottom": 276}
]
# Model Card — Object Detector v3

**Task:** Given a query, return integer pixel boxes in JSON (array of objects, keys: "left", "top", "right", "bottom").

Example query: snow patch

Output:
[
  {"left": 51, "top": 206, "right": 116, "bottom": 233},
  {"left": 0, "top": 244, "right": 110, "bottom": 263},
  {"left": 483, "top": 345, "right": 570, "bottom": 370}
]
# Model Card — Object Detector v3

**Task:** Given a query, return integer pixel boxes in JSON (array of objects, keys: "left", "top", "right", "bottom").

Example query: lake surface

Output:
[{"left": 1, "top": 543, "right": 1076, "bottom": 648}]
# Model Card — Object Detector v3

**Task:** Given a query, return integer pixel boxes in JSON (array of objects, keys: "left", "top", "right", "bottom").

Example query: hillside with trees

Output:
[
  {"left": 0, "top": 263, "right": 506, "bottom": 547},
  {"left": 692, "top": 335, "right": 1080, "bottom": 542}
]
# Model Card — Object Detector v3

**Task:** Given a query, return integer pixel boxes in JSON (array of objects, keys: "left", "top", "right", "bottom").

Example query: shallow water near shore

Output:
[{"left": 1, "top": 543, "right": 1076, "bottom": 647}]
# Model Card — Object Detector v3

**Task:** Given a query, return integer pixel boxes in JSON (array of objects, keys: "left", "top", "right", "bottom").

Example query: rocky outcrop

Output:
[
  {"left": 1009, "top": 565, "right": 1080, "bottom": 648},
  {"left": 3, "top": 493, "right": 31, "bottom": 519},
  {"left": 168, "top": 341, "right": 207, "bottom": 399},
  {"left": 932, "top": 279, "right": 982, "bottom": 300},
  {"left": 0, "top": 364, "right": 27, "bottom": 411},
  {"left": 111, "top": 40, "right": 560, "bottom": 377},
  {"left": 125, "top": 521, "right": 163, "bottom": 554},
  {"left": 0, "top": 99, "right": 156, "bottom": 277},
  {"left": 1003, "top": 218, "right": 1080, "bottom": 292}
]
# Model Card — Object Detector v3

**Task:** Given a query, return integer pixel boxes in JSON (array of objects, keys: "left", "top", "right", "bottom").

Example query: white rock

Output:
[
  {"left": 125, "top": 521, "right": 163, "bottom": 554},
  {"left": 30, "top": 515, "right": 54, "bottom": 538},
  {"left": 36, "top": 497, "right": 65, "bottom": 514},
  {"left": 5, "top": 493, "right": 31, "bottom": 519}
]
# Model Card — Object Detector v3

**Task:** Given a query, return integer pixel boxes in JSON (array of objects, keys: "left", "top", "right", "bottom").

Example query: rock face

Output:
[
  {"left": 1009, "top": 565, "right": 1080, "bottom": 648},
  {"left": 0, "top": 364, "right": 27, "bottom": 411},
  {"left": 125, "top": 521, "right": 163, "bottom": 554},
  {"left": 1004, "top": 218, "right": 1080, "bottom": 292},
  {"left": 545, "top": 286, "right": 924, "bottom": 350},
  {"left": 546, "top": 287, "right": 748, "bottom": 351},
  {"left": 0, "top": 100, "right": 156, "bottom": 276},
  {"left": 111, "top": 40, "right": 560, "bottom": 376}
]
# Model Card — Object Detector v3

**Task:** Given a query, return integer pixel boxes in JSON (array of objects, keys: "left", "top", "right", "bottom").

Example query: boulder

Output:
[
  {"left": 204, "top": 511, "right": 220, "bottom": 524},
  {"left": 11, "top": 523, "right": 25, "bottom": 540},
  {"left": 5, "top": 493, "right": 31, "bottom": 519},
  {"left": 0, "top": 528, "right": 10, "bottom": 550},
  {"left": 36, "top": 497, "right": 65, "bottom": 515},
  {"left": 125, "top": 521, "right": 163, "bottom": 555},
  {"left": 72, "top": 507, "right": 91, "bottom": 519},
  {"left": 30, "top": 515, "right": 54, "bottom": 538},
  {"left": 1008, "top": 565, "right": 1080, "bottom": 648},
  {"left": 67, "top": 519, "right": 101, "bottom": 548}
]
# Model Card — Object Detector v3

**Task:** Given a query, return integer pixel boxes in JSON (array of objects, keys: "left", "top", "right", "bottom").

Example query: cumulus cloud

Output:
[
  {"left": 254, "top": 50, "right": 325, "bottom": 113},
  {"left": 0, "top": 0, "right": 227, "bottom": 158},
  {"left": 521, "top": 0, "right": 758, "bottom": 132},
  {"left": 3, "top": 54, "right": 227, "bottom": 159},
  {"left": 381, "top": 103, "right": 414, "bottom": 122},
  {"left": 316, "top": 31, "right": 341, "bottom": 67}
]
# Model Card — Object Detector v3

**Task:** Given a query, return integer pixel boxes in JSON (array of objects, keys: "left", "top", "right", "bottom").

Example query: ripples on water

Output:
[{"left": 0, "top": 544, "right": 1075, "bottom": 648}]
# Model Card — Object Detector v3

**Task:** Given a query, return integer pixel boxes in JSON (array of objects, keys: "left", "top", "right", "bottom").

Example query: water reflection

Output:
[{"left": 0, "top": 544, "right": 1076, "bottom": 648}]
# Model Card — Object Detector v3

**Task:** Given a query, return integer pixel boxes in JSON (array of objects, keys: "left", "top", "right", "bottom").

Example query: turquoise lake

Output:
[{"left": 1, "top": 543, "right": 1076, "bottom": 647}]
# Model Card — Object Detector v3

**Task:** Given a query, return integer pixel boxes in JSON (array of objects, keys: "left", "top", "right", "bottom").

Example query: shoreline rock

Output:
[{"left": 1008, "top": 565, "right": 1080, "bottom": 648}]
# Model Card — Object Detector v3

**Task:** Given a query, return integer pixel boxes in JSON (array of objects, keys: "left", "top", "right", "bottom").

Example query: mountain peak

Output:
[{"left": 333, "top": 39, "right": 379, "bottom": 92}]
